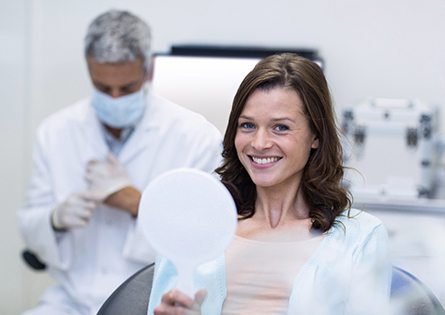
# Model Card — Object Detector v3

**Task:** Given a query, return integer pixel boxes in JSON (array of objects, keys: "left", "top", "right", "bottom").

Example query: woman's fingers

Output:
[
  {"left": 154, "top": 303, "right": 188, "bottom": 315},
  {"left": 161, "top": 289, "right": 195, "bottom": 308},
  {"left": 154, "top": 289, "right": 207, "bottom": 315},
  {"left": 193, "top": 290, "right": 207, "bottom": 308}
]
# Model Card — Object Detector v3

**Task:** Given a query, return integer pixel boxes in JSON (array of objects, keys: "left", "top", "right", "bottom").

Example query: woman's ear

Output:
[{"left": 311, "top": 137, "right": 319, "bottom": 149}]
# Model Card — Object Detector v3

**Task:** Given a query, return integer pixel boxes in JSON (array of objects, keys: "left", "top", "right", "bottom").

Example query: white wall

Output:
[
  {"left": 0, "top": 1, "right": 31, "bottom": 314},
  {"left": 2, "top": 0, "right": 445, "bottom": 313},
  {"left": 27, "top": 0, "right": 445, "bottom": 132}
]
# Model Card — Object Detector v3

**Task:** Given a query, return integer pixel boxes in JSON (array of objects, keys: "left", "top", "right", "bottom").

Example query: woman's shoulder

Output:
[
  {"left": 328, "top": 208, "right": 387, "bottom": 244},
  {"left": 336, "top": 208, "right": 383, "bottom": 228}
]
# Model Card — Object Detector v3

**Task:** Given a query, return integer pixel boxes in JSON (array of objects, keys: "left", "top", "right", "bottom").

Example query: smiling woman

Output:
[
  {"left": 148, "top": 53, "right": 392, "bottom": 315},
  {"left": 234, "top": 88, "right": 319, "bottom": 202},
  {"left": 218, "top": 53, "right": 347, "bottom": 231}
]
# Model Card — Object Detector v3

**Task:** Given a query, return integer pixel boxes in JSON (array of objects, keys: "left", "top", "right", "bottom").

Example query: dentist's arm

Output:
[{"left": 103, "top": 186, "right": 141, "bottom": 216}]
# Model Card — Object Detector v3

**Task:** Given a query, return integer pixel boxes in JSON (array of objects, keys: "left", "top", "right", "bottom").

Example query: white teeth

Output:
[{"left": 252, "top": 156, "right": 280, "bottom": 164}]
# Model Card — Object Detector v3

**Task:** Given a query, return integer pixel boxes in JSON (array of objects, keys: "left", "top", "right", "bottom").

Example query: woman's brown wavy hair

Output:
[{"left": 215, "top": 53, "right": 351, "bottom": 232}]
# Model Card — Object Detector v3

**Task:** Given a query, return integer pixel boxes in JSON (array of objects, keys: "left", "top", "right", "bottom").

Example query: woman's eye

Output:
[
  {"left": 274, "top": 124, "right": 289, "bottom": 132},
  {"left": 240, "top": 122, "right": 255, "bottom": 129}
]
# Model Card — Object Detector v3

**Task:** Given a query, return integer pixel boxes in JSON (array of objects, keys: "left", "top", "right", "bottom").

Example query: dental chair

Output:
[
  {"left": 97, "top": 263, "right": 154, "bottom": 315},
  {"left": 96, "top": 265, "right": 445, "bottom": 315},
  {"left": 391, "top": 266, "right": 445, "bottom": 315}
]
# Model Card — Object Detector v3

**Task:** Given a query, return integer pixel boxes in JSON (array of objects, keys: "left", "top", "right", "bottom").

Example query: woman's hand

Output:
[{"left": 154, "top": 289, "right": 207, "bottom": 315}]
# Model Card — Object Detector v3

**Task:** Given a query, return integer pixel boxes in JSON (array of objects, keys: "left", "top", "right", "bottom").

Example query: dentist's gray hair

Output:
[{"left": 84, "top": 10, "right": 152, "bottom": 69}]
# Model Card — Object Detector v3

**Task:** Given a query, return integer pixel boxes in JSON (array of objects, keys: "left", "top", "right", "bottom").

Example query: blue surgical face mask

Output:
[{"left": 91, "top": 88, "right": 146, "bottom": 128}]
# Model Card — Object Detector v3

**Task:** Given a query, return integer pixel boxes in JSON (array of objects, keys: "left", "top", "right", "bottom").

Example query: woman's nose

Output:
[{"left": 251, "top": 129, "right": 272, "bottom": 150}]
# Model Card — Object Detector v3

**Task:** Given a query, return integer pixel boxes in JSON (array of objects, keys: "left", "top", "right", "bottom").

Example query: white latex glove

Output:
[
  {"left": 51, "top": 191, "right": 100, "bottom": 230},
  {"left": 85, "top": 153, "right": 132, "bottom": 201}
]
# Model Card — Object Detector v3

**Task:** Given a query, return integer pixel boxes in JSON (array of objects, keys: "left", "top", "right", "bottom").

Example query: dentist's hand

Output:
[
  {"left": 85, "top": 153, "right": 132, "bottom": 201},
  {"left": 51, "top": 192, "right": 100, "bottom": 230},
  {"left": 85, "top": 153, "right": 141, "bottom": 216},
  {"left": 154, "top": 289, "right": 206, "bottom": 315}
]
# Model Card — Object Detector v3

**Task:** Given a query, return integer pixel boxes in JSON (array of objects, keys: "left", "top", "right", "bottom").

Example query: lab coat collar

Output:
[
  {"left": 133, "top": 90, "right": 159, "bottom": 131},
  {"left": 81, "top": 100, "right": 109, "bottom": 160}
]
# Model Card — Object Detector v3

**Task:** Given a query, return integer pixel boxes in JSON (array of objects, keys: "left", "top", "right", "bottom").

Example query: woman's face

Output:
[{"left": 234, "top": 87, "right": 319, "bottom": 190}]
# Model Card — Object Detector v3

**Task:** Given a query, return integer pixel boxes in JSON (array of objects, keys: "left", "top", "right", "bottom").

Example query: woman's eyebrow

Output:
[
  {"left": 270, "top": 117, "right": 294, "bottom": 123},
  {"left": 238, "top": 114, "right": 253, "bottom": 120}
]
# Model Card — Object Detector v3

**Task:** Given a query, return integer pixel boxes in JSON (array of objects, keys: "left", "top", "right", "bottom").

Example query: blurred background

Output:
[{"left": 1, "top": 0, "right": 445, "bottom": 313}]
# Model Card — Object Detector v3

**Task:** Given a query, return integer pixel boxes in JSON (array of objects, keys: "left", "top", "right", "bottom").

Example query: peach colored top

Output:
[{"left": 222, "top": 235, "right": 323, "bottom": 314}]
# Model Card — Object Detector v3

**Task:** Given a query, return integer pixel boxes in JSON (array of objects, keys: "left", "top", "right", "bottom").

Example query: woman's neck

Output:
[{"left": 254, "top": 183, "right": 310, "bottom": 228}]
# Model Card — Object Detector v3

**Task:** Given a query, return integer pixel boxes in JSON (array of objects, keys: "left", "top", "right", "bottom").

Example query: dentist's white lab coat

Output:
[{"left": 18, "top": 92, "right": 222, "bottom": 315}]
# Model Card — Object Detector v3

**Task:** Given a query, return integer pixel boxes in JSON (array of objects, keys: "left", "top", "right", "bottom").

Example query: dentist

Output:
[{"left": 18, "top": 9, "right": 222, "bottom": 315}]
